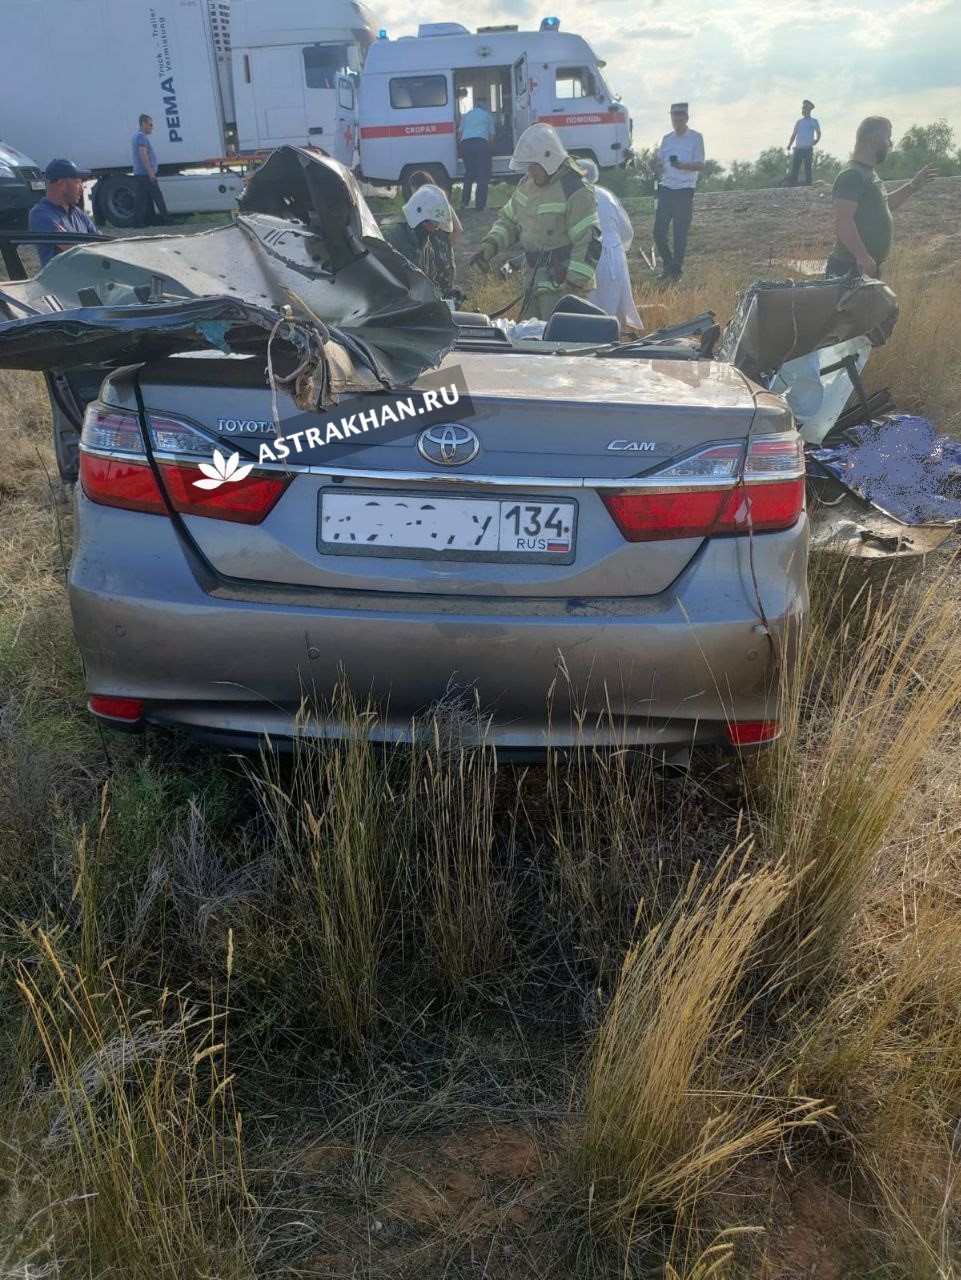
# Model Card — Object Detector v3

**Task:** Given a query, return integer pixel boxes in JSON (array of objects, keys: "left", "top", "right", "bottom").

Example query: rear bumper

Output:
[{"left": 69, "top": 495, "right": 808, "bottom": 750}]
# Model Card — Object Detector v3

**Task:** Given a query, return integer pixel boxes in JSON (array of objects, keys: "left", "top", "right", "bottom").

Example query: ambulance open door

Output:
[{"left": 512, "top": 55, "right": 533, "bottom": 144}]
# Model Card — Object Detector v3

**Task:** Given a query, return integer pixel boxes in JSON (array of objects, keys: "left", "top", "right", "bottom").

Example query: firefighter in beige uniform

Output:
[{"left": 470, "top": 124, "right": 601, "bottom": 320}]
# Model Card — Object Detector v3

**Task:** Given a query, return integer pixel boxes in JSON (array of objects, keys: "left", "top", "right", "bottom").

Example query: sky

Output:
[{"left": 372, "top": 0, "right": 961, "bottom": 165}]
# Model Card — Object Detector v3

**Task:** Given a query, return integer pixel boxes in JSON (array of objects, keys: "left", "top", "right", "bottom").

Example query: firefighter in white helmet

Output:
[
  {"left": 381, "top": 183, "right": 456, "bottom": 297},
  {"left": 470, "top": 123, "right": 601, "bottom": 320}
]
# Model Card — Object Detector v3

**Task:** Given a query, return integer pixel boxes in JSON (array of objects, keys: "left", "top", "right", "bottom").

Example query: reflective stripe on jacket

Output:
[{"left": 480, "top": 159, "right": 601, "bottom": 290}]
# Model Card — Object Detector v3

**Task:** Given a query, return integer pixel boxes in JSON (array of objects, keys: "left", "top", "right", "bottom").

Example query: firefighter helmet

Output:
[
  {"left": 509, "top": 123, "right": 569, "bottom": 175},
  {"left": 402, "top": 184, "right": 454, "bottom": 233}
]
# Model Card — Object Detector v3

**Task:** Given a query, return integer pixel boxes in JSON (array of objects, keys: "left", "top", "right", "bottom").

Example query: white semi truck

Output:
[{"left": 0, "top": 0, "right": 379, "bottom": 226}]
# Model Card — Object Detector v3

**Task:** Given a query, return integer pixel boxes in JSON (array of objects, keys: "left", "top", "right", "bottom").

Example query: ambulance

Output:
[{"left": 357, "top": 19, "right": 632, "bottom": 193}]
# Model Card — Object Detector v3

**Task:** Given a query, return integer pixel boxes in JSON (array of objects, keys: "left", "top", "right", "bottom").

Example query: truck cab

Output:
[
  {"left": 230, "top": 0, "right": 377, "bottom": 165},
  {"left": 358, "top": 21, "right": 631, "bottom": 193}
]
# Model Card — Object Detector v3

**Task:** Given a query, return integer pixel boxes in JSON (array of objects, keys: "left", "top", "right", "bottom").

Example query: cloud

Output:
[
  {"left": 374, "top": 0, "right": 961, "bottom": 163},
  {"left": 620, "top": 23, "right": 694, "bottom": 40}
]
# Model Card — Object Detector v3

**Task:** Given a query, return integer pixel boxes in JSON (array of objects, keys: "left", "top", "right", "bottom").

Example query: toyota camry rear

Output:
[{"left": 69, "top": 348, "right": 807, "bottom": 753}]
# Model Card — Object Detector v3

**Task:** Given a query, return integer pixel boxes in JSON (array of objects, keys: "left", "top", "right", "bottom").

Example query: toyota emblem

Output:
[{"left": 417, "top": 423, "right": 480, "bottom": 466}]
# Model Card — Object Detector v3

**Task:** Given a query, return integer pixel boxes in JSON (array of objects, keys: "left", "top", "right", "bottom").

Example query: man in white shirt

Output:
[
  {"left": 652, "top": 102, "right": 704, "bottom": 283},
  {"left": 787, "top": 100, "right": 821, "bottom": 187}
]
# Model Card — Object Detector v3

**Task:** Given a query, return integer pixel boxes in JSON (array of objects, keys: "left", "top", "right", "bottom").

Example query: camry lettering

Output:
[{"left": 606, "top": 440, "right": 657, "bottom": 452}]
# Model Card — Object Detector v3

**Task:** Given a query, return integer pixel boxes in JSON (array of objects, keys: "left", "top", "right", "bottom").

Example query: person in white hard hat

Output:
[
  {"left": 381, "top": 183, "right": 456, "bottom": 296},
  {"left": 576, "top": 158, "right": 643, "bottom": 333},
  {"left": 408, "top": 169, "right": 463, "bottom": 242},
  {"left": 470, "top": 122, "right": 601, "bottom": 320}
]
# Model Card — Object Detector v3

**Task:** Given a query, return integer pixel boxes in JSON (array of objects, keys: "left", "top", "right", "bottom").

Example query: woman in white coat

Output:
[{"left": 578, "top": 159, "right": 643, "bottom": 332}]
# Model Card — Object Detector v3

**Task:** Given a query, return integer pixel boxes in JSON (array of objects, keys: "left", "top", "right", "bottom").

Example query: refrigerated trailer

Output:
[
  {"left": 357, "top": 21, "right": 632, "bottom": 194},
  {"left": 0, "top": 0, "right": 379, "bottom": 225}
]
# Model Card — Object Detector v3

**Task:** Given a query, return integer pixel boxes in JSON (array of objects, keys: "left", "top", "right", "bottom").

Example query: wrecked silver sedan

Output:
[{"left": 0, "top": 148, "right": 856, "bottom": 756}]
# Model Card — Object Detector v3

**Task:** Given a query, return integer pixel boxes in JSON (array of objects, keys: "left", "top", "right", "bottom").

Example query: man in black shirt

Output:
[{"left": 826, "top": 116, "right": 936, "bottom": 278}]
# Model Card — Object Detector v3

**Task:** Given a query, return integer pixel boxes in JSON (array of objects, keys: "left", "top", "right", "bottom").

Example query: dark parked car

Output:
[{"left": 0, "top": 139, "right": 46, "bottom": 228}]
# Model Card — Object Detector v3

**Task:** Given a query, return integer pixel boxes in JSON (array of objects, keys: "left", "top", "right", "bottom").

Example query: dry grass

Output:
[
  {"left": 576, "top": 849, "right": 826, "bottom": 1242},
  {"left": 402, "top": 714, "right": 516, "bottom": 995},
  {"left": 246, "top": 698, "right": 405, "bottom": 1052},
  {"left": 866, "top": 249, "right": 961, "bottom": 433},
  {"left": 4, "top": 810, "right": 252, "bottom": 1279},
  {"left": 748, "top": 559, "right": 961, "bottom": 980},
  {"left": 0, "top": 245, "right": 960, "bottom": 1277}
]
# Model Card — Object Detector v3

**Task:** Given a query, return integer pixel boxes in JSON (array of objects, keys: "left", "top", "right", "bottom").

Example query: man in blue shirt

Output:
[
  {"left": 28, "top": 159, "right": 101, "bottom": 268},
  {"left": 457, "top": 94, "right": 496, "bottom": 211},
  {"left": 132, "top": 114, "right": 170, "bottom": 226}
]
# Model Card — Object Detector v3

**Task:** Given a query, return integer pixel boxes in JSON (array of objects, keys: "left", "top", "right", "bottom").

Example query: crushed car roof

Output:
[
  {"left": 0, "top": 147, "right": 455, "bottom": 405},
  {"left": 719, "top": 275, "right": 899, "bottom": 380}
]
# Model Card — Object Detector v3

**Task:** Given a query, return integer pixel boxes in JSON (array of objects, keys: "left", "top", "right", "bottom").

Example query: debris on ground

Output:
[{"left": 720, "top": 274, "right": 959, "bottom": 559}]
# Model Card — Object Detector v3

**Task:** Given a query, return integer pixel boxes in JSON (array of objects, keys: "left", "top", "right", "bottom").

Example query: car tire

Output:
[{"left": 96, "top": 175, "right": 148, "bottom": 229}]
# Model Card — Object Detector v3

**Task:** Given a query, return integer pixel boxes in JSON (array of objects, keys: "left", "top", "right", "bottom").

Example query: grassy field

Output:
[{"left": 0, "top": 216, "right": 960, "bottom": 1277}]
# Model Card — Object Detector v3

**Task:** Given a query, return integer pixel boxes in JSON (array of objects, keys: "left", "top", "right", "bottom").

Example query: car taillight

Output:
[
  {"left": 79, "top": 406, "right": 290, "bottom": 524},
  {"left": 147, "top": 413, "right": 290, "bottom": 525},
  {"left": 601, "top": 435, "right": 805, "bottom": 542},
  {"left": 155, "top": 461, "right": 289, "bottom": 525},
  {"left": 80, "top": 407, "right": 168, "bottom": 514}
]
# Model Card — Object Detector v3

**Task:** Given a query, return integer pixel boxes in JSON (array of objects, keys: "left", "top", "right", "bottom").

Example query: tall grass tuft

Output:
[
  {"left": 577, "top": 849, "right": 825, "bottom": 1242},
  {"left": 748, "top": 560, "right": 961, "bottom": 983},
  {"left": 867, "top": 250, "right": 961, "bottom": 434},
  {"left": 10, "top": 927, "right": 251, "bottom": 1279},
  {"left": 545, "top": 736, "right": 663, "bottom": 985},
  {"left": 245, "top": 690, "right": 402, "bottom": 1052},
  {"left": 403, "top": 706, "right": 515, "bottom": 995}
]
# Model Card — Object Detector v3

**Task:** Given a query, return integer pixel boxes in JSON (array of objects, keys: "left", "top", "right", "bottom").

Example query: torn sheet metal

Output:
[
  {"left": 0, "top": 147, "right": 454, "bottom": 405},
  {"left": 718, "top": 275, "right": 899, "bottom": 381},
  {"left": 808, "top": 493, "right": 956, "bottom": 559}
]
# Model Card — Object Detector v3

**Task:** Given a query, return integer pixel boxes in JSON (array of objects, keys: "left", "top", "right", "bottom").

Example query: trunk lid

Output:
[{"left": 127, "top": 350, "right": 770, "bottom": 600}]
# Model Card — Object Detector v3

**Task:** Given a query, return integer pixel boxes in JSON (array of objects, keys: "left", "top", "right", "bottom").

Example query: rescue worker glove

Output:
[{"left": 469, "top": 248, "right": 494, "bottom": 274}]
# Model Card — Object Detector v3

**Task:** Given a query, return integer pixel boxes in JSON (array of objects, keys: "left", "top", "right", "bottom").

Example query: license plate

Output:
[
  {"left": 319, "top": 491, "right": 576, "bottom": 559},
  {"left": 30, "top": 180, "right": 46, "bottom": 191}
]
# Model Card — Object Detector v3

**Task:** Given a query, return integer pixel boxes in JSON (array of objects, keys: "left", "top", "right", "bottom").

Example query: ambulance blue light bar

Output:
[
  {"left": 540, "top": 16, "right": 560, "bottom": 30},
  {"left": 378, "top": 28, "right": 388, "bottom": 38}
]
